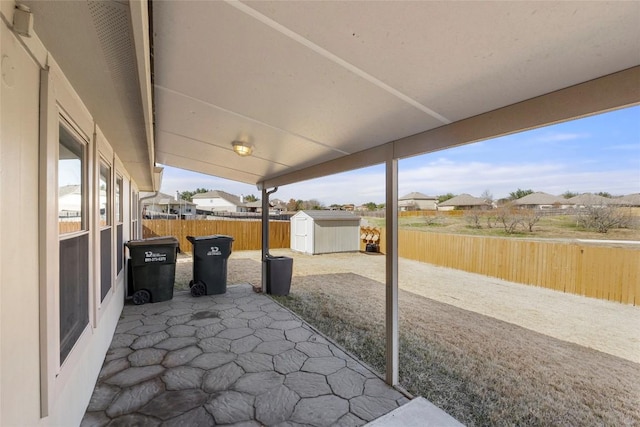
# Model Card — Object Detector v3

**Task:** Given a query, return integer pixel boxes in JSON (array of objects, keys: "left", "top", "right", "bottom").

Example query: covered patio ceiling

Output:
[
  {"left": 22, "top": 1, "right": 640, "bottom": 191},
  {"left": 151, "top": 1, "right": 640, "bottom": 189}
]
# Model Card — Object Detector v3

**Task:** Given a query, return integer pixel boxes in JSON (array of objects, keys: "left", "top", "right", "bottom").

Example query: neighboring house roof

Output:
[
  {"left": 438, "top": 193, "right": 490, "bottom": 207},
  {"left": 192, "top": 190, "right": 244, "bottom": 206},
  {"left": 513, "top": 192, "right": 567, "bottom": 206},
  {"left": 611, "top": 193, "right": 640, "bottom": 206},
  {"left": 142, "top": 192, "right": 175, "bottom": 205},
  {"left": 567, "top": 193, "right": 610, "bottom": 206},
  {"left": 399, "top": 192, "right": 437, "bottom": 200},
  {"left": 293, "top": 210, "right": 361, "bottom": 221},
  {"left": 59, "top": 184, "right": 81, "bottom": 197},
  {"left": 142, "top": 192, "right": 196, "bottom": 206}
]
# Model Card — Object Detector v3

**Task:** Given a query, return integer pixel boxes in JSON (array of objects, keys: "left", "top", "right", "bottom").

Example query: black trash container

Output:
[
  {"left": 265, "top": 255, "right": 293, "bottom": 296},
  {"left": 187, "top": 235, "right": 234, "bottom": 296},
  {"left": 125, "top": 236, "right": 179, "bottom": 305}
]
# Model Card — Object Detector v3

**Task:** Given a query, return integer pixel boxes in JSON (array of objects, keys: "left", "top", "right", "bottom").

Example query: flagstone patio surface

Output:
[{"left": 82, "top": 284, "right": 409, "bottom": 426}]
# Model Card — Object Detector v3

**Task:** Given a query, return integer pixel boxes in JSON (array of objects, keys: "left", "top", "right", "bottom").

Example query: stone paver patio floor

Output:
[{"left": 82, "top": 284, "right": 409, "bottom": 426}]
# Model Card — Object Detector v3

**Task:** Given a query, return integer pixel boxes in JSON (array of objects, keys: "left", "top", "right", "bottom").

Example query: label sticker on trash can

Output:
[
  {"left": 207, "top": 246, "right": 222, "bottom": 256},
  {"left": 144, "top": 251, "right": 167, "bottom": 262}
]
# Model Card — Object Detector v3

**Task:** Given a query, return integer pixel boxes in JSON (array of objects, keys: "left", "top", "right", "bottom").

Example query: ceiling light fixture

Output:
[{"left": 232, "top": 140, "right": 253, "bottom": 157}]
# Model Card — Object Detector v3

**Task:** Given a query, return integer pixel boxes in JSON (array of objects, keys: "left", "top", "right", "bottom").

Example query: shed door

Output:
[{"left": 294, "top": 217, "right": 307, "bottom": 252}]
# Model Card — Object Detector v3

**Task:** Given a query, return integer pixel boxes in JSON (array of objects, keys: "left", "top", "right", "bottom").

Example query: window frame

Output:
[
  {"left": 57, "top": 119, "right": 91, "bottom": 365},
  {"left": 98, "top": 157, "right": 113, "bottom": 304}
]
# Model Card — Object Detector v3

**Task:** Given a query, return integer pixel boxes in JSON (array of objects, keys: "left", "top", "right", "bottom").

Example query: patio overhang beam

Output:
[{"left": 261, "top": 66, "right": 640, "bottom": 189}]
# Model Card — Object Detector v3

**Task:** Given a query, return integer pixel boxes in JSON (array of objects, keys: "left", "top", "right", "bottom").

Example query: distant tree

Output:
[
  {"left": 562, "top": 191, "right": 579, "bottom": 199},
  {"left": 377, "top": 203, "right": 385, "bottom": 209},
  {"left": 301, "top": 199, "right": 324, "bottom": 210},
  {"left": 437, "top": 193, "right": 456, "bottom": 203},
  {"left": 364, "top": 202, "right": 378, "bottom": 211},
  {"left": 480, "top": 189, "right": 493, "bottom": 202},
  {"left": 595, "top": 191, "right": 612, "bottom": 198},
  {"left": 287, "top": 198, "right": 302, "bottom": 211},
  {"left": 520, "top": 209, "right": 543, "bottom": 232},
  {"left": 244, "top": 194, "right": 258, "bottom": 202},
  {"left": 577, "top": 205, "right": 631, "bottom": 233},
  {"left": 464, "top": 209, "right": 482, "bottom": 229},
  {"left": 179, "top": 188, "right": 209, "bottom": 202},
  {"left": 508, "top": 188, "right": 534, "bottom": 200},
  {"left": 495, "top": 203, "right": 522, "bottom": 234}
]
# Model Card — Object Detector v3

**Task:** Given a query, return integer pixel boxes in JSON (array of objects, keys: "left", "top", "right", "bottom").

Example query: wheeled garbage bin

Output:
[
  {"left": 265, "top": 255, "right": 293, "bottom": 296},
  {"left": 187, "top": 235, "right": 234, "bottom": 297},
  {"left": 125, "top": 236, "right": 179, "bottom": 305}
]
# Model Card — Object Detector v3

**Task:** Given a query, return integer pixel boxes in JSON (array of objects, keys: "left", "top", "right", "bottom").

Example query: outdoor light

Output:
[{"left": 232, "top": 140, "right": 253, "bottom": 157}]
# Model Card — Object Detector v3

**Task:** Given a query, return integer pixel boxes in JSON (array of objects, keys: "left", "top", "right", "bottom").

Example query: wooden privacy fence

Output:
[
  {"left": 142, "top": 219, "right": 638, "bottom": 305},
  {"left": 142, "top": 219, "right": 290, "bottom": 253},
  {"left": 372, "top": 228, "right": 639, "bottom": 305}
]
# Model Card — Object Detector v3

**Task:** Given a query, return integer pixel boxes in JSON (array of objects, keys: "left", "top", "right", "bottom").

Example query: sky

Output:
[{"left": 159, "top": 105, "right": 640, "bottom": 206}]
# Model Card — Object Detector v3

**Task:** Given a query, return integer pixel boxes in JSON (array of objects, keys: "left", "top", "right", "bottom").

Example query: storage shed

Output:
[{"left": 290, "top": 211, "right": 361, "bottom": 255}]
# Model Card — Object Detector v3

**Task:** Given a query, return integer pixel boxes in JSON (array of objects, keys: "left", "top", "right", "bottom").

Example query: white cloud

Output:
[
  {"left": 533, "top": 132, "right": 589, "bottom": 142},
  {"left": 160, "top": 159, "right": 639, "bottom": 206},
  {"left": 605, "top": 143, "right": 640, "bottom": 151}
]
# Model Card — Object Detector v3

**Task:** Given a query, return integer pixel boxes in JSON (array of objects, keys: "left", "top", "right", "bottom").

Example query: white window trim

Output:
[
  {"left": 39, "top": 58, "right": 99, "bottom": 417},
  {"left": 95, "top": 151, "right": 114, "bottom": 323}
]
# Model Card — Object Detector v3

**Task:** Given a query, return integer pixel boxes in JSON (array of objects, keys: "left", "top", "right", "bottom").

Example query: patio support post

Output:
[
  {"left": 261, "top": 187, "right": 269, "bottom": 293},
  {"left": 261, "top": 186, "right": 278, "bottom": 292},
  {"left": 385, "top": 155, "right": 399, "bottom": 386}
]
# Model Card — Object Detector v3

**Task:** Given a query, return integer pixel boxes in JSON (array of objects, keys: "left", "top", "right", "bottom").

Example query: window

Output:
[
  {"left": 58, "top": 123, "right": 89, "bottom": 363},
  {"left": 116, "top": 175, "right": 124, "bottom": 275},
  {"left": 131, "top": 189, "right": 139, "bottom": 239},
  {"left": 99, "top": 161, "right": 112, "bottom": 301}
]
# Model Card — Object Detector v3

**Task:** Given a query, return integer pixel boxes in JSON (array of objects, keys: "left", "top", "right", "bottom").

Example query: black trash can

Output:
[
  {"left": 125, "top": 236, "right": 179, "bottom": 305},
  {"left": 187, "top": 235, "right": 234, "bottom": 296},
  {"left": 265, "top": 255, "right": 293, "bottom": 296}
]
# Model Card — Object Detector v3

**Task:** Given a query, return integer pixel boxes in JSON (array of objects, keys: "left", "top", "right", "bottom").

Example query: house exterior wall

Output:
[
  {"left": 194, "top": 197, "right": 239, "bottom": 212},
  {"left": 1, "top": 10, "right": 136, "bottom": 426},
  {"left": 415, "top": 199, "right": 438, "bottom": 210},
  {"left": 399, "top": 199, "right": 437, "bottom": 211},
  {"left": 313, "top": 220, "right": 360, "bottom": 254},
  {"left": 1, "top": 17, "right": 42, "bottom": 426}
]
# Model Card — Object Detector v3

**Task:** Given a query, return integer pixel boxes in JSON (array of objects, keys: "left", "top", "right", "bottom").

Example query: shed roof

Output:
[
  {"left": 294, "top": 210, "right": 361, "bottom": 221},
  {"left": 513, "top": 192, "right": 567, "bottom": 206},
  {"left": 438, "top": 193, "right": 490, "bottom": 207}
]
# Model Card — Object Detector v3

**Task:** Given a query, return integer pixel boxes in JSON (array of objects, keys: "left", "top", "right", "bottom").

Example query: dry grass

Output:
[{"left": 364, "top": 213, "right": 640, "bottom": 241}]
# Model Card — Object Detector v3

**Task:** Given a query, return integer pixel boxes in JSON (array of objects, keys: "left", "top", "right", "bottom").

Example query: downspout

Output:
[
  {"left": 138, "top": 191, "right": 158, "bottom": 237},
  {"left": 260, "top": 185, "right": 278, "bottom": 292}
]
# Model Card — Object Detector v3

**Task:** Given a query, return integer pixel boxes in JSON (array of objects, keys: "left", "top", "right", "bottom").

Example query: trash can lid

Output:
[
  {"left": 125, "top": 236, "right": 179, "bottom": 247},
  {"left": 187, "top": 235, "right": 234, "bottom": 242}
]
